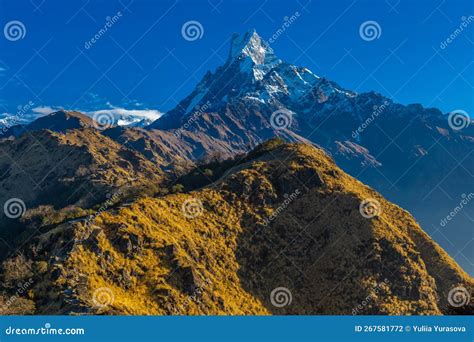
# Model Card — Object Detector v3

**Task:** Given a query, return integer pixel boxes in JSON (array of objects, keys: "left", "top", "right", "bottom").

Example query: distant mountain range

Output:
[{"left": 0, "top": 31, "right": 472, "bottom": 315}]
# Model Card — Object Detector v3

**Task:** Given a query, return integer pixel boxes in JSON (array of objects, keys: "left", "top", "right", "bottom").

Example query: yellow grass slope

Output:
[{"left": 34, "top": 140, "right": 474, "bottom": 314}]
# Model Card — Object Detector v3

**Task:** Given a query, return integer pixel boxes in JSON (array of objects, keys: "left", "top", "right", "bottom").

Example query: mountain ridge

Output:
[
  {"left": 1, "top": 140, "right": 470, "bottom": 315},
  {"left": 0, "top": 30, "right": 472, "bottom": 277},
  {"left": 146, "top": 31, "right": 473, "bottom": 274}
]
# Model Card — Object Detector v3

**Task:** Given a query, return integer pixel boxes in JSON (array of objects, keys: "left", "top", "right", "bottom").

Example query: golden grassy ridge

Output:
[{"left": 3, "top": 140, "right": 472, "bottom": 315}]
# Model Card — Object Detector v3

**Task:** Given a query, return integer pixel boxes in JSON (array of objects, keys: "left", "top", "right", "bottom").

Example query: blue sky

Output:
[{"left": 0, "top": 0, "right": 472, "bottom": 121}]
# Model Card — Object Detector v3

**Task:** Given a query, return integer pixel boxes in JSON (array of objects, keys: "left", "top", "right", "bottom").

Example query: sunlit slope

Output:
[{"left": 15, "top": 140, "right": 472, "bottom": 315}]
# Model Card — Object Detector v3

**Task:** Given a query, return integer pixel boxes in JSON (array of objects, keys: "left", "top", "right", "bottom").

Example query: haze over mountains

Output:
[{"left": 0, "top": 31, "right": 472, "bottom": 315}]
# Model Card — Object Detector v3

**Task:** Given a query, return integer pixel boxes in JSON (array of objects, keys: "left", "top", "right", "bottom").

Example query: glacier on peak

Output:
[
  {"left": 228, "top": 30, "right": 279, "bottom": 66},
  {"left": 149, "top": 30, "right": 359, "bottom": 129}
]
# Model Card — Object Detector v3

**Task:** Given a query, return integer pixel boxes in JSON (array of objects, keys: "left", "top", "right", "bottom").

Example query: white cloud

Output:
[
  {"left": 87, "top": 106, "right": 162, "bottom": 121},
  {"left": 27, "top": 104, "right": 163, "bottom": 127},
  {"left": 32, "top": 106, "right": 61, "bottom": 115},
  {"left": 86, "top": 103, "right": 162, "bottom": 126},
  {"left": 3, "top": 102, "right": 163, "bottom": 128}
]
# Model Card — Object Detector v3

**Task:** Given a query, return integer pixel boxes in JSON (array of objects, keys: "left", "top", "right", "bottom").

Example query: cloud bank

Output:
[{"left": 1, "top": 104, "right": 163, "bottom": 128}]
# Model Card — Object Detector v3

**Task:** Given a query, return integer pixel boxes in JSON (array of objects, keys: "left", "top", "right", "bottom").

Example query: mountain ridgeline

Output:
[
  {"left": 0, "top": 139, "right": 472, "bottom": 315},
  {"left": 0, "top": 31, "right": 472, "bottom": 315}
]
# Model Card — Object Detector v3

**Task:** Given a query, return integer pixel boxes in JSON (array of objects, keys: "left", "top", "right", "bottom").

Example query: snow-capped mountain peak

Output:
[
  {"left": 229, "top": 31, "right": 279, "bottom": 65},
  {"left": 227, "top": 30, "right": 281, "bottom": 81},
  {"left": 149, "top": 31, "right": 356, "bottom": 129}
]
